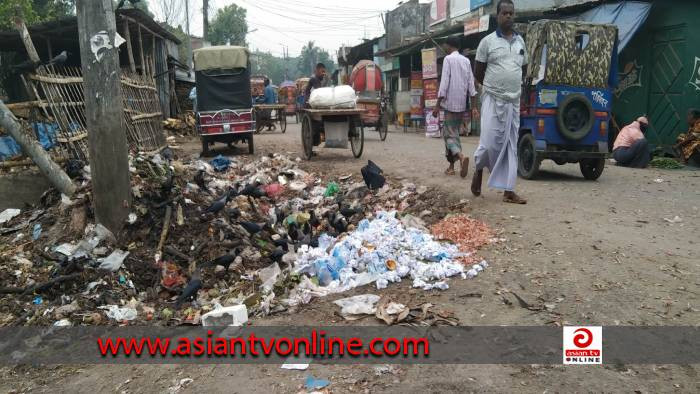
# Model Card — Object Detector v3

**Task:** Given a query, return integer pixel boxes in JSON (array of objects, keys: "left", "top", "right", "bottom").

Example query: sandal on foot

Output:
[
  {"left": 503, "top": 194, "right": 527, "bottom": 204},
  {"left": 445, "top": 169, "right": 456, "bottom": 176}
]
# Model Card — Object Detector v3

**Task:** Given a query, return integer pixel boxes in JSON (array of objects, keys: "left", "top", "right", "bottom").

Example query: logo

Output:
[
  {"left": 689, "top": 57, "right": 700, "bottom": 92},
  {"left": 591, "top": 91, "right": 609, "bottom": 108},
  {"left": 563, "top": 326, "right": 602, "bottom": 365},
  {"left": 615, "top": 61, "right": 643, "bottom": 98}
]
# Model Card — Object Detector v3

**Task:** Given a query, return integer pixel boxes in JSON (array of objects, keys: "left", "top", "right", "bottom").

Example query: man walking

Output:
[
  {"left": 434, "top": 37, "right": 479, "bottom": 177},
  {"left": 472, "top": 0, "right": 528, "bottom": 204}
]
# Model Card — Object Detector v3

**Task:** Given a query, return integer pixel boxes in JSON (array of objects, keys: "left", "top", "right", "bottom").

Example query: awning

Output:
[{"left": 567, "top": 1, "right": 651, "bottom": 53}]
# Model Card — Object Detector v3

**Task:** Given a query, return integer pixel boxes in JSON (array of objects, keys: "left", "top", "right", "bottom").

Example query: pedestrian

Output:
[
  {"left": 433, "top": 36, "right": 479, "bottom": 178},
  {"left": 261, "top": 78, "right": 277, "bottom": 131},
  {"left": 472, "top": 0, "right": 528, "bottom": 204},
  {"left": 613, "top": 116, "right": 652, "bottom": 168},
  {"left": 304, "top": 63, "right": 330, "bottom": 108}
]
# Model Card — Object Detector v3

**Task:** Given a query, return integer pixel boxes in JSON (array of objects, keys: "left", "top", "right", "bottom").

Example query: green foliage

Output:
[
  {"left": 649, "top": 157, "right": 684, "bottom": 170},
  {"left": 0, "top": 0, "right": 75, "bottom": 30},
  {"left": 297, "top": 41, "right": 336, "bottom": 77},
  {"left": 208, "top": 4, "right": 247, "bottom": 46}
]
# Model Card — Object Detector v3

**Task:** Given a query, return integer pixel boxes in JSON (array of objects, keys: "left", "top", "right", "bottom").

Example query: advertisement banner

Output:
[
  {"left": 423, "top": 78, "right": 439, "bottom": 109},
  {"left": 411, "top": 71, "right": 423, "bottom": 89},
  {"left": 410, "top": 95, "right": 424, "bottom": 119},
  {"left": 425, "top": 109, "right": 441, "bottom": 138},
  {"left": 421, "top": 48, "right": 438, "bottom": 80},
  {"left": 465, "top": 14, "right": 490, "bottom": 35},
  {"left": 471, "top": 0, "right": 491, "bottom": 10},
  {"left": 429, "top": 0, "right": 447, "bottom": 26},
  {"left": 450, "top": 0, "right": 471, "bottom": 19}
]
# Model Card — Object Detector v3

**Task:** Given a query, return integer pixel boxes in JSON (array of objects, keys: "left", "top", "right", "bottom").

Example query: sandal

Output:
[
  {"left": 503, "top": 193, "right": 527, "bottom": 205},
  {"left": 460, "top": 157, "right": 470, "bottom": 178},
  {"left": 444, "top": 169, "right": 456, "bottom": 176}
]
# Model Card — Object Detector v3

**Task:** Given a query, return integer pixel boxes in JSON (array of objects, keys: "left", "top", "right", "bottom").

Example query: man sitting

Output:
[
  {"left": 613, "top": 116, "right": 651, "bottom": 168},
  {"left": 674, "top": 109, "right": 700, "bottom": 165}
]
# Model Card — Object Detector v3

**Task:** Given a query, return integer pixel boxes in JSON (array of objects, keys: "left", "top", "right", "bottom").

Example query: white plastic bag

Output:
[{"left": 309, "top": 85, "right": 357, "bottom": 109}]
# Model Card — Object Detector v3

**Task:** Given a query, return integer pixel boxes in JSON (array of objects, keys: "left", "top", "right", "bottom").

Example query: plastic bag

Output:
[
  {"left": 308, "top": 85, "right": 357, "bottom": 109},
  {"left": 361, "top": 160, "right": 385, "bottom": 190}
]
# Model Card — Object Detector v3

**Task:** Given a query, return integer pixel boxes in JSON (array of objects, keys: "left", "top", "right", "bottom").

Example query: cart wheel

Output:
[
  {"left": 301, "top": 114, "right": 313, "bottom": 160},
  {"left": 280, "top": 112, "right": 287, "bottom": 133},
  {"left": 350, "top": 116, "right": 364, "bottom": 158},
  {"left": 378, "top": 114, "right": 388, "bottom": 141}
]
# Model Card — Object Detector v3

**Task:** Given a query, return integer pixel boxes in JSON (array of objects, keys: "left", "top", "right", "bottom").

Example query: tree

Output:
[
  {"left": 207, "top": 4, "right": 247, "bottom": 46},
  {"left": 0, "top": 0, "right": 75, "bottom": 29},
  {"left": 297, "top": 41, "right": 336, "bottom": 77},
  {"left": 152, "top": 0, "right": 186, "bottom": 26}
]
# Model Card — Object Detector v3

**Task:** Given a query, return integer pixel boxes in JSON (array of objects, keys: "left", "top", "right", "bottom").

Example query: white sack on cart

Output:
[{"left": 309, "top": 85, "right": 357, "bottom": 109}]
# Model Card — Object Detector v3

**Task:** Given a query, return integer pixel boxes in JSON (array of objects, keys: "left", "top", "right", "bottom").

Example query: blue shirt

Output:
[
  {"left": 189, "top": 87, "right": 197, "bottom": 111},
  {"left": 263, "top": 85, "right": 277, "bottom": 104}
]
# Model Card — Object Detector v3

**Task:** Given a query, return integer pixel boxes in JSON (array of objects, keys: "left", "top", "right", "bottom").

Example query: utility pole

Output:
[
  {"left": 185, "top": 0, "right": 192, "bottom": 65},
  {"left": 203, "top": 0, "right": 209, "bottom": 42},
  {"left": 76, "top": 0, "right": 131, "bottom": 234}
]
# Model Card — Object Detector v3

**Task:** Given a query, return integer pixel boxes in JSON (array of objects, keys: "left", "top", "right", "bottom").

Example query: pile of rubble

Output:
[{"left": 0, "top": 150, "right": 496, "bottom": 327}]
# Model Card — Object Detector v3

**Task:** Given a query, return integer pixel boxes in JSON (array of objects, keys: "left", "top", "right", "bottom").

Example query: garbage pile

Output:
[{"left": 0, "top": 150, "right": 496, "bottom": 327}]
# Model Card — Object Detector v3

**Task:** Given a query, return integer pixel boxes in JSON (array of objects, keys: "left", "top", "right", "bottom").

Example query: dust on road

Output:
[{"left": 2, "top": 123, "right": 698, "bottom": 393}]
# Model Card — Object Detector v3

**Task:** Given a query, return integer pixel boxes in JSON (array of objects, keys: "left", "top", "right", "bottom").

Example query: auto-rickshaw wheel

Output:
[
  {"left": 280, "top": 112, "right": 287, "bottom": 133},
  {"left": 378, "top": 114, "right": 388, "bottom": 141},
  {"left": 349, "top": 116, "right": 364, "bottom": 158},
  {"left": 301, "top": 114, "right": 314, "bottom": 160}
]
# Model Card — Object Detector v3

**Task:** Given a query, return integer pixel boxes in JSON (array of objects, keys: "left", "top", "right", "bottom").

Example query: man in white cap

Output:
[{"left": 613, "top": 116, "right": 652, "bottom": 168}]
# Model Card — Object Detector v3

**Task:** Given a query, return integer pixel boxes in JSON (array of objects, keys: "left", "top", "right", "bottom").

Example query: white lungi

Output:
[{"left": 474, "top": 92, "right": 520, "bottom": 191}]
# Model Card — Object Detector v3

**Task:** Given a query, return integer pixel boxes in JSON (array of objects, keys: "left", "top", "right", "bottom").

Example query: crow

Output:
[
  {"left": 10, "top": 59, "right": 39, "bottom": 73},
  {"left": 269, "top": 248, "right": 285, "bottom": 263},
  {"left": 271, "top": 238, "right": 289, "bottom": 252},
  {"left": 239, "top": 182, "right": 265, "bottom": 198},
  {"left": 309, "top": 210, "right": 320, "bottom": 228},
  {"left": 204, "top": 194, "right": 228, "bottom": 214},
  {"left": 175, "top": 269, "right": 201, "bottom": 309},
  {"left": 46, "top": 51, "right": 68, "bottom": 66},
  {"left": 210, "top": 254, "right": 235, "bottom": 267},
  {"left": 194, "top": 170, "right": 207, "bottom": 189},
  {"left": 239, "top": 221, "right": 264, "bottom": 235},
  {"left": 340, "top": 206, "right": 362, "bottom": 219}
]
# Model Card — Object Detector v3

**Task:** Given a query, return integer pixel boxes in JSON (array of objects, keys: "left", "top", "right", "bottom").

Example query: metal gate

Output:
[{"left": 647, "top": 25, "right": 686, "bottom": 147}]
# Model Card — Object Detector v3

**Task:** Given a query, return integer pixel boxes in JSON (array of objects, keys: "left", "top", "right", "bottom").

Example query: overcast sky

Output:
[{"left": 152, "top": 0, "right": 412, "bottom": 57}]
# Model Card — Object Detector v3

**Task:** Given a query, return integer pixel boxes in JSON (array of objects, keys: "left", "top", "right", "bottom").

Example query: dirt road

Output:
[{"left": 2, "top": 124, "right": 698, "bottom": 393}]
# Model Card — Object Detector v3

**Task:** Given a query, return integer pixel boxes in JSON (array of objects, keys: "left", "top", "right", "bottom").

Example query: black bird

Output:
[
  {"left": 227, "top": 187, "right": 239, "bottom": 200},
  {"left": 194, "top": 170, "right": 207, "bottom": 189},
  {"left": 175, "top": 270, "right": 202, "bottom": 309},
  {"left": 10, "top": 59, "right": 39, "bottom": 73},
  {"left": 272, "top": 238, "right": 289, "bottom": 252},
  {"left": 205, "top": 194, "right": 228, "bottom": 214},
  {"left": 47, "top": 51, "right": 68, "bottom": 66},
  {"left": 239, "top": 182, "right": 265, "bottom": 198},
  {"left": 269, "top": 248, "right": 285, "bottom": 263},
  {"left": 309, "top": 236, "right": 320, "bottom": 248},
  {"left": 302, "top": 221, "right": 311, "bottom": 236},
  {"left": 239, "top": 221, "right": 263, "bottom": 235},
  {"left": 340, "top": 206, "right": 362, "bottom": 219},
  {"left": 210, "top": 254, "right": 235, "bottom": 267},
  {"left": 287, "top": 222, "right": 300, "bottom": 241}
]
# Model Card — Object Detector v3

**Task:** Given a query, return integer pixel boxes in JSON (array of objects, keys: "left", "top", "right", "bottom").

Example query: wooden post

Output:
[
  {"left": 76, "top": 0, "right": 131, "bottom": 234},
  {"left": 151, "top": 34, "right": 156, "bottom": 77},
  {"left": 13, "top": 16, "right": 41, "bottom": 64},
  {"left": 137, "top": 24, "right": 145, "bottom": 75},
  {"left": 123, "top": 17, "right": 136, "bottom": 73},
  {"left": 0, "top": 101, "right": 76, "bottom": 196}
]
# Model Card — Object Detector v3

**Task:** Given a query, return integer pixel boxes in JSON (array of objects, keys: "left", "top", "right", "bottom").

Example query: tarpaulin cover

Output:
[
  {"left": 567, "top": 1, "right": 651, "bottom": 53},
  {"left": 0, "top": 122, "right": 59, "bottom": 161},
  {"left": 195, "top": 68, "right": 252, "bottom": 112},
  {"left": 350, "top": 60, "right": 383, "bottom": 93},
  {"left": 194, "top": 46, "right": 249, "bottom": 71}
]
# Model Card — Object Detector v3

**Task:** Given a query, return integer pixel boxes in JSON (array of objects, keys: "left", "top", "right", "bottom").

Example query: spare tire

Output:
[{"left": 557, "top": 93, "right": 595, "bottom": 141}]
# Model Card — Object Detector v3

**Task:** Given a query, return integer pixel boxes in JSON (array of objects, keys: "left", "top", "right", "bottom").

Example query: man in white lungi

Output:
[{"left": 472, "top": 0, "right": 527, "bottom": 204}]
